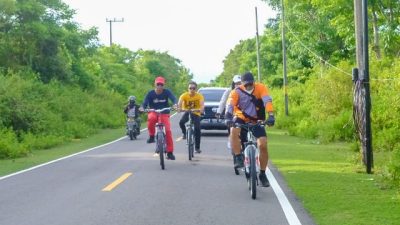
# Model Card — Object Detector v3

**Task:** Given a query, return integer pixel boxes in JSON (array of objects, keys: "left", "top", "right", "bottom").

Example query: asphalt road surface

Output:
[{"left": 0, "top": 114, "right": 315, "bottom": 225}]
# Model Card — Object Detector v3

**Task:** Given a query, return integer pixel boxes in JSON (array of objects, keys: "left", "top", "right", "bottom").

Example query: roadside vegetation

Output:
[
  {"left": 0, "top": 0, "right": 192, "bottom": 159},
  {"left": 214, "top": 0, "right": 400, "bottom": 190}
]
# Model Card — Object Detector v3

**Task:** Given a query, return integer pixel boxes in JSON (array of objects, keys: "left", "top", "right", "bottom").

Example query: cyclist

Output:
[
  {"left": 225, "top": 72, "right": 275, "bottom": 187},
  {"left": 216, "top": 74, "right": 242, "bottom": 117},
  {"left": 216, "top": 75, "right": 246, "bottom": 149},
  {"left": 178, "top": 81, "right": 205, "bottom": 153},
  {"left": 140, "top": 76, "right": 178, "bottom": 160},
  {"left": 123, "top": 95, "right": 141, "bottom": 135}
]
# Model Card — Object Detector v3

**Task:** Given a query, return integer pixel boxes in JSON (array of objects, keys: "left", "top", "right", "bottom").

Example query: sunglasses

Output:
[
  {"left": 189, "top": 86, "right": 196, "bottom": 90},
  {"left": 234, "top": 82, "right": 242, "bottom": 86},
  {"left": 156, "top": 83, "right": 164, "bottom": 87},
  {"left": 244, "top": 82, "right": 254, "bottom": 87}
]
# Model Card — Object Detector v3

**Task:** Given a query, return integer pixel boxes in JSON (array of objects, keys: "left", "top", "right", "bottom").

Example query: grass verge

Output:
[
  {"left": 268, "top": 128, "right": 400, "bottom": 225},
  {"left": 0, "top": 128, "right": 125, "bottom": 177}
]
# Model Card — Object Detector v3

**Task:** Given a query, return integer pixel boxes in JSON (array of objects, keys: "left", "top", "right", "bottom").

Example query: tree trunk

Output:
[{"left": 372, "top": 7, "right": 382, "bottom": 59}]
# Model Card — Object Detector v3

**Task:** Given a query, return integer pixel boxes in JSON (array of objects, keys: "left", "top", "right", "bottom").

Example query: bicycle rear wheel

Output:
[
  {"left": 157, "top": 132, "right": 165, "bottom": 170},
  {"left": 249, "top": 146, "right": 257, "bottom": 199},
  {"left": 233, "top": 154, "right": 240, "bottom": 175}
]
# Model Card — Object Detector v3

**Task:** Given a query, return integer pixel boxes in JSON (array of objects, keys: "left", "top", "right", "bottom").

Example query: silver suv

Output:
[{"left": 198, "top": 87, "right": 230, "bottom": 131}]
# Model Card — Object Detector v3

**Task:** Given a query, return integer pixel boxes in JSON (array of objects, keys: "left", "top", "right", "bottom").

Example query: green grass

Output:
[
  {"left": 268, "top": 129, "right": 400, "bottom": 225},
  {"left": 0, "top": 128, "right": 125, "bottom": 177}
]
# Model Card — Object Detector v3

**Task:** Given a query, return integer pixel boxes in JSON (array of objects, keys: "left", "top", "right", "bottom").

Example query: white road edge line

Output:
[
  {"left": 0, "top": 112, "right": 178, "bottom": 181},
  {"left": 0, "top": 135, "right": 126, "bottom": 181},
  {"left": 267, "top": 169, "right": 302, "bottom": 225}
]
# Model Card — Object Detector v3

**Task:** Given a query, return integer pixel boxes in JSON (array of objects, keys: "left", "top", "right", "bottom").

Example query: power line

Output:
[
  {"left": 285, "top": 22, "right": 400, "bottom": 82},
  {"left": 371, "top": 78, "right": 400, "bottom": 81},
  {"left": 285, "top": 22, "right": 353, "bottom": 77}
]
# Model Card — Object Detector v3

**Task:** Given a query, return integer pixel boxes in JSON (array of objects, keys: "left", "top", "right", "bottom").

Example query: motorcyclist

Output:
[{"left": 124, "top": 95, "right": 141, "bottom": 135}]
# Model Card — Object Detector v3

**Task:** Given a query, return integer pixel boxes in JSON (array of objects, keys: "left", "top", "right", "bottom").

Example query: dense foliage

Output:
[
  {"left": 0, "top": 0, "right": 192, "bottom": 158},
  {"left": 215, "top": 0, "right": 400, "bottom": 185}
]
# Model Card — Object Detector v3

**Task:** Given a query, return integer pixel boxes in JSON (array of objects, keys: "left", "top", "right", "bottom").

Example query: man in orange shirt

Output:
[{"left": 225, "top": 72, "right": 275, "bottom": 187}]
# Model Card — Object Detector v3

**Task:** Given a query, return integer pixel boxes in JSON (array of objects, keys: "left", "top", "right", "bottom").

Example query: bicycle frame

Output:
[
  {"left": 185, "top": 111, "right": 195, "bottom": 160},
  {"left": 144, "top": 107, "right": 171, "bottom": 169},
  {"left": 185, "top": 111, "right": 195, "bottom": 144}
]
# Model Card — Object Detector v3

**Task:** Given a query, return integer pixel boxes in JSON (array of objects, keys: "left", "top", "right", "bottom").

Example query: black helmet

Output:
[
  {"left": 128, "top": 95, "right": 136, "bottom": 104},
  {"left": 241, "top": 72, "right": 255, "bottom": 85}
]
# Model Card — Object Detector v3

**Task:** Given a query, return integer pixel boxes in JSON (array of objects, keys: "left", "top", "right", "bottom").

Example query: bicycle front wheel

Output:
[
  {"left": 187, "top": 128, "right": 194, "bottom": 160},
  {"left": 157, "top": 132, "right": 165, "bottom": 170},
  {"left": 249, "top": 146, "right": 257, "bottom": 199}
]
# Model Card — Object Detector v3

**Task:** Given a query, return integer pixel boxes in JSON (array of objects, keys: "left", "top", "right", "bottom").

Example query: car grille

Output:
[{"left": 203, "top": 106, "right": 217, "bottom": 119}]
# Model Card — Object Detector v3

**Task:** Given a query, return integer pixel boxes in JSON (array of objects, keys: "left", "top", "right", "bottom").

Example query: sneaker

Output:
[
  {"left": 182, "top": 133, "right": 186, "bottom": 140},
  {"left": 234, "top": 154, "right": 244, "bottom": 168},
  {"left": 167, "top": 152, "right": 176, "bottom": 160},
  {"left": 146, "top": 136, "right": 155, "bottom": 143},
  {"left": 259, "top": 173, "right": 270, "bottom": 187},
  {"left": 195, "top": 148, "right": 201, "bottom": 153}
]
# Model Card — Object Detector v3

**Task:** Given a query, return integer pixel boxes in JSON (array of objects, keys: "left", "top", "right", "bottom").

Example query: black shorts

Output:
[{"left": 233, "top": 118, "right": 266, "bottom": 138}]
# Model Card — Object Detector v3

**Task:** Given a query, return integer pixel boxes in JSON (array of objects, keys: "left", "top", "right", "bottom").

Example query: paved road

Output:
[{"left": 0, "top": 114, "right": 315, "bottom": 225}]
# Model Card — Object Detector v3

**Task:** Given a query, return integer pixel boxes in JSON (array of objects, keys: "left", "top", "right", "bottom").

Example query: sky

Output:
[{"left": 62, "top": 0, "right": 276, "bottom": 83}]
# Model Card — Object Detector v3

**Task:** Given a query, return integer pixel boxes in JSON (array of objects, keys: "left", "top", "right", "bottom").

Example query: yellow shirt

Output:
[{"left": 179, "top": 92, "right": 204, "bottom": 116}]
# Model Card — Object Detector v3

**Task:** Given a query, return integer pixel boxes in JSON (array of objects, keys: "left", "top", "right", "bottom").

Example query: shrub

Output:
[{"left": 0, "top": 128, "right": 28, "bottom": 158}]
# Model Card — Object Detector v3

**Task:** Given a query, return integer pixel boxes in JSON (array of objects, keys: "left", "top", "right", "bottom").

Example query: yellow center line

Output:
[
  {"left": 102, "top": 172, "right": 132, "bottom": 192},
  {"left": 176, "top": 137, "right": 183, "bottom": 142}
]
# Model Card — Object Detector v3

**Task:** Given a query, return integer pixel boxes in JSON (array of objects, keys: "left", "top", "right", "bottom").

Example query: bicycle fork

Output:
[{"left": 244, "top": 145, "right": 260, "bottom": 177}]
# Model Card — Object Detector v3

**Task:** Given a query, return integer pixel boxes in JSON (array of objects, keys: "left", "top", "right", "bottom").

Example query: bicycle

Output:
[
  {"left": 234, "top": 121, "right": 264, "bottom": 199},
  {"left": 144, "top": 107, "right": 172, "bottom": 170},
  {"left": 182, "top": 109, "right": 201, "bottom": 160}
]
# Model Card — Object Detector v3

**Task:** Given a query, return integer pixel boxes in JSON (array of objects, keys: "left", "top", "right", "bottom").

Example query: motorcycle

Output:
[{"left": 126, "top": 110, "right": 140, "bottom": 140}]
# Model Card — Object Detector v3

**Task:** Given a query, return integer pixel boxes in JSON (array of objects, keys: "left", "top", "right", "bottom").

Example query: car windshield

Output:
[{"left": 199, "top": 89, "right": 226, "bottom": 102}]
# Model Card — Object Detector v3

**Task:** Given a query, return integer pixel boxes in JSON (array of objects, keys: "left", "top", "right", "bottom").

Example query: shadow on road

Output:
[{"left": 201, "top": 132, "right": 229, "bottom": 137}]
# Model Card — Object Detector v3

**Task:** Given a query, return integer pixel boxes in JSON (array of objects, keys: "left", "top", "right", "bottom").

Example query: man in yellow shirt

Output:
[{"left": 178, "top": 81, "right": 205, "bottom": 153}]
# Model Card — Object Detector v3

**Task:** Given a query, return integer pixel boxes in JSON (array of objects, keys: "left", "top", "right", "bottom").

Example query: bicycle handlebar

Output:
[
  {"left": 143, "top": 107, "right": 173, "bottom": 113},
  {"left": 180, "top": 109, "right": 202, "bottom": 113},
  {"left": 233, "top": 121, "right": 266, "bottom": 129}
]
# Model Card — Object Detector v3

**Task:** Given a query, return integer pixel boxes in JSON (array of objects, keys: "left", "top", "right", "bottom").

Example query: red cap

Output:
[{"left": 155, "top": 76, "right": 165, "bottom": 85}]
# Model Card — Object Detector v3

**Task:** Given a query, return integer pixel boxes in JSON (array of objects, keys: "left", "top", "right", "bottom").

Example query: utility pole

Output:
[
  {"left": 354, "top": 0, "right": 373, "bottom": 173},
  {"left": 255, "top": 7, "right": 262, "bottom": 82},
  {"left": 362, "top": 0, "right": 373, "bottom": 174},
  {"left": 281, "top": 0, "right": 289, "bottom": 116},
  {"left": 106, "top": 18, "right": 124, "bottom": 46},
  {"left": 354, "top": 0, "right": 363, "bottom": 69}
]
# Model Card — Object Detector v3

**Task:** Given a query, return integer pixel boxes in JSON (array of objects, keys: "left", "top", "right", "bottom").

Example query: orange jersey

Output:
[{"left": 226, "top": 83, "right": 273, "bottom": 122}]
